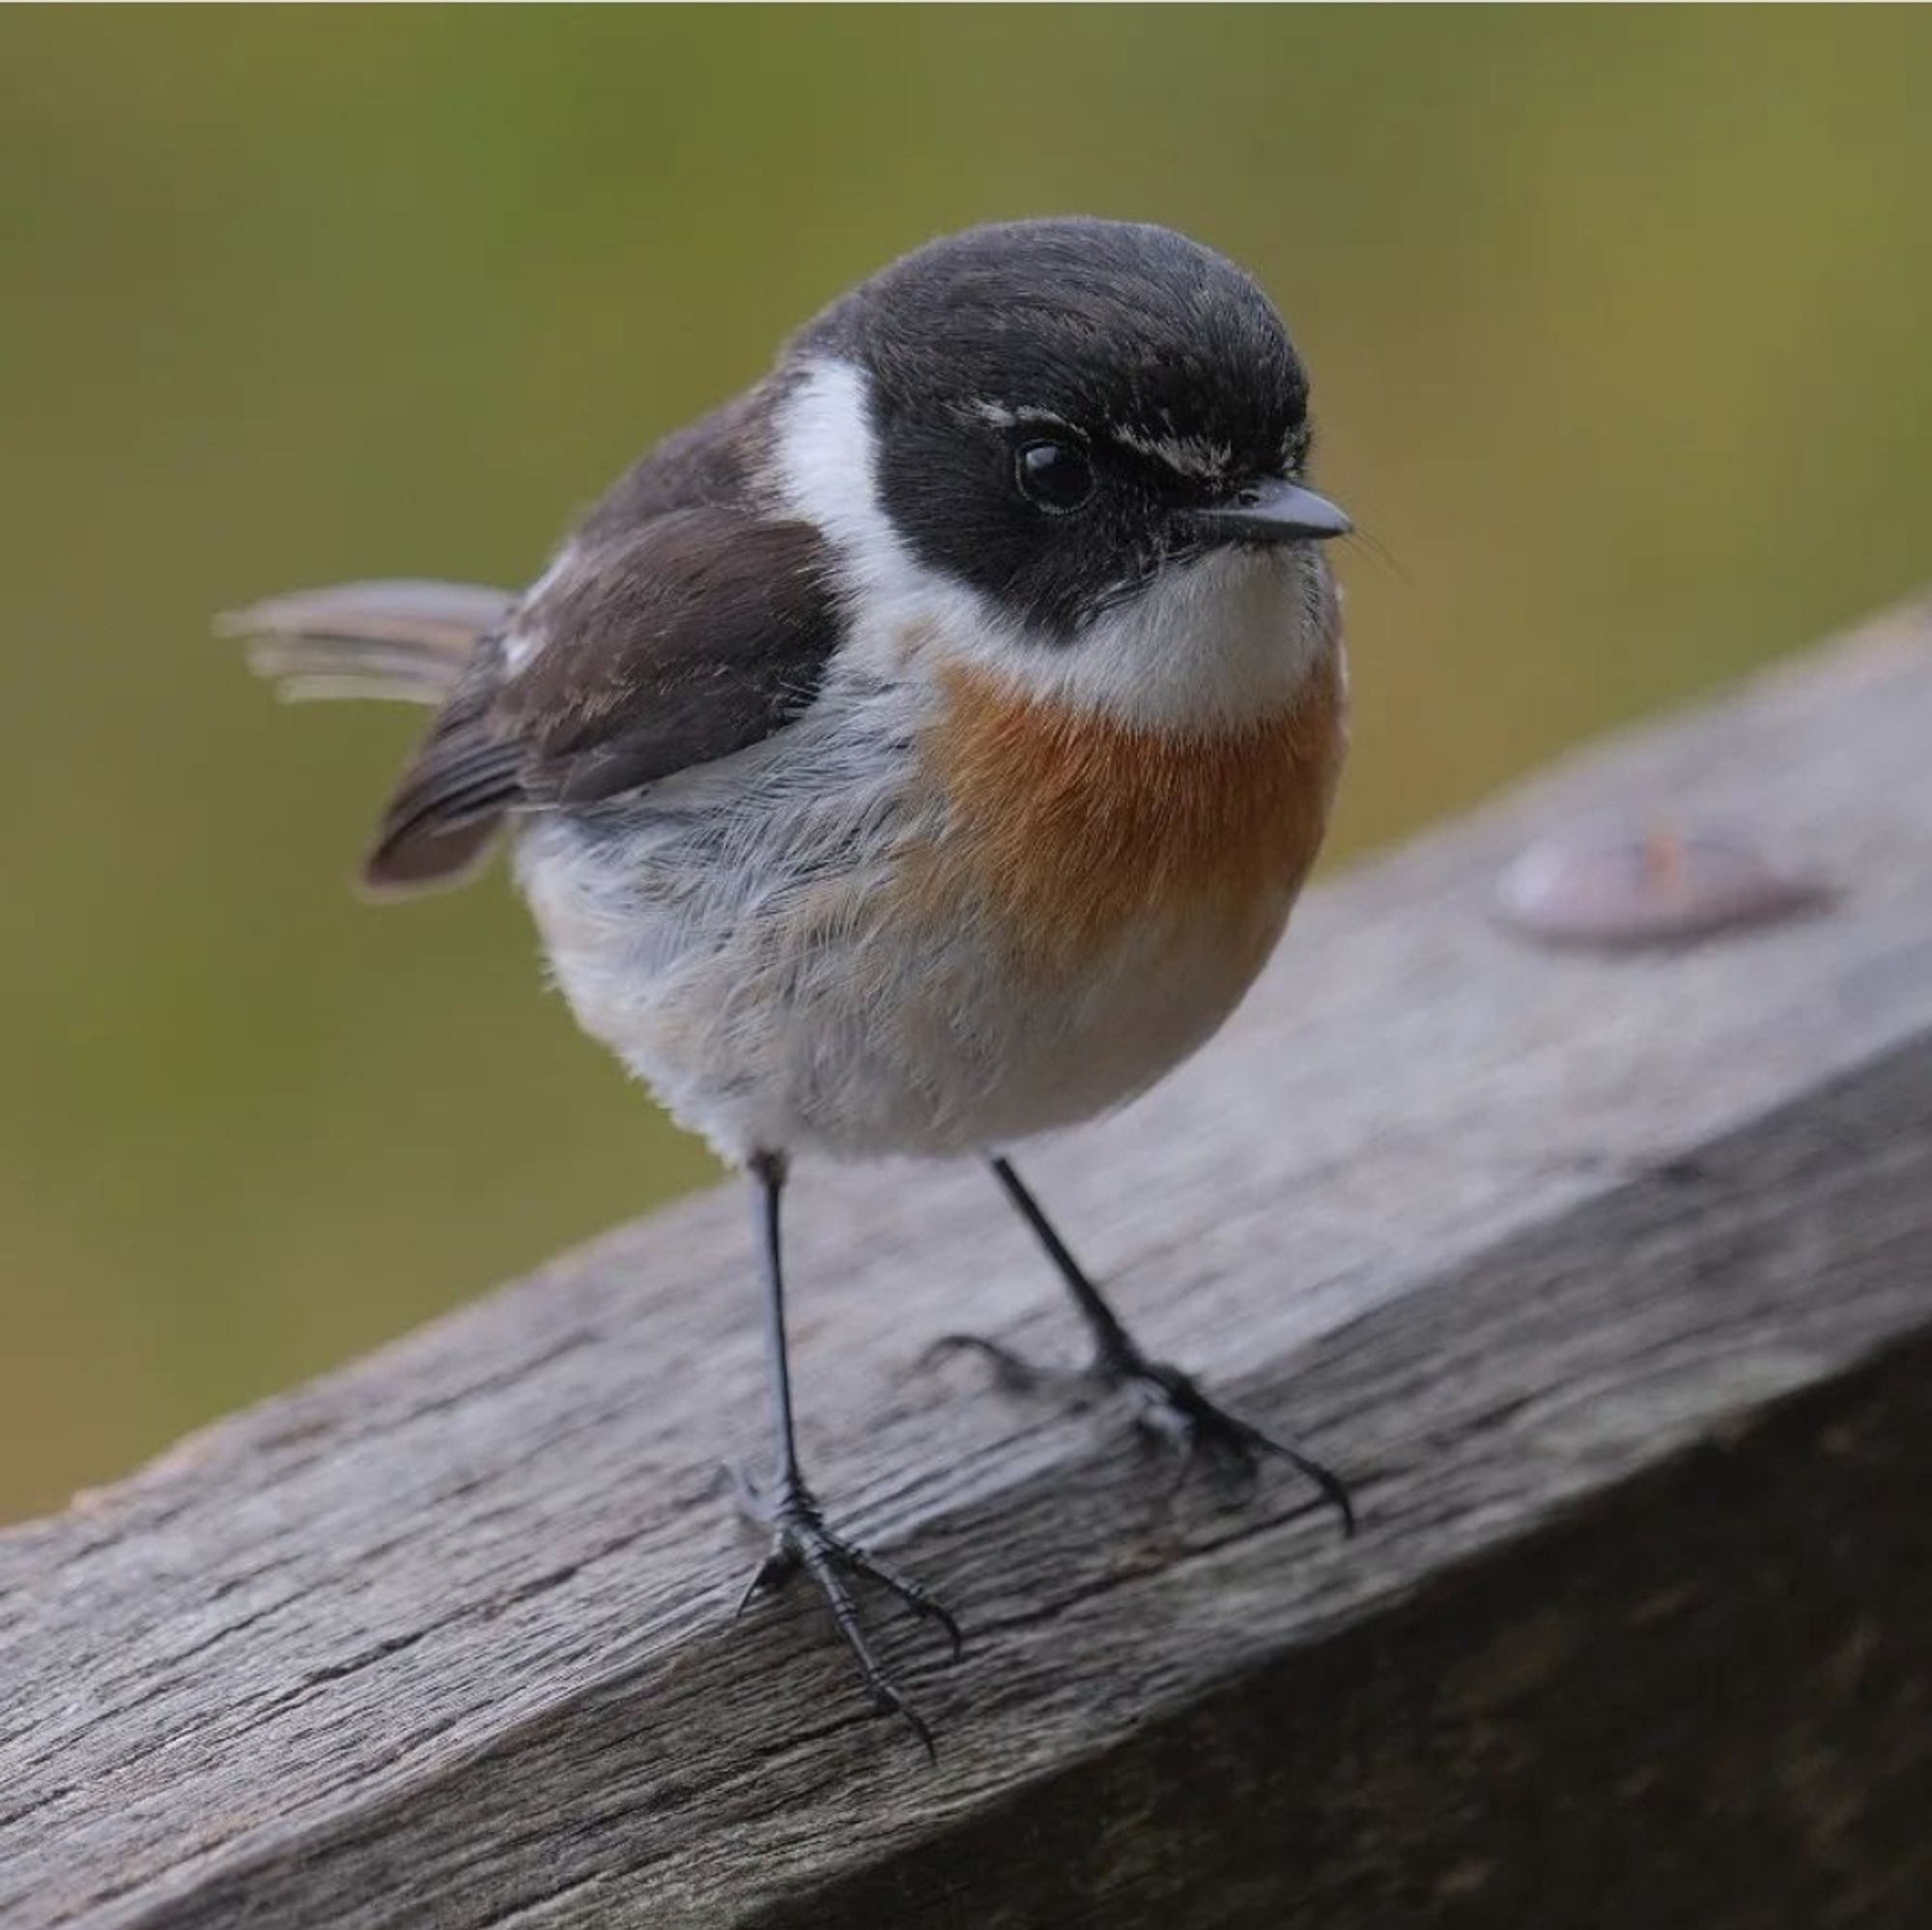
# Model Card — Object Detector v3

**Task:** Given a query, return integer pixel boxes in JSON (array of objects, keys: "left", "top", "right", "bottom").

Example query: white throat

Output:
[{"left": 770, "top": 356, "right": 1339, "bottom": 732}]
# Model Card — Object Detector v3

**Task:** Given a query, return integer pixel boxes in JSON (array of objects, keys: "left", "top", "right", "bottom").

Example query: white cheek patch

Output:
[
  {"left": 771, "top": 357, "right": 1013, "bottom": 682},
  {"left": 770, "top": 359, "right": 924, "bottom": 605},
  {"left": 772, "top": 355, "right": 1338, "bottom": 733}
]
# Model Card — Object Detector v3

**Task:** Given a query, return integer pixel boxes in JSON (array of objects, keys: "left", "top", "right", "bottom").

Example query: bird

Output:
[{"left": 230, "top": 215, "right": 1356, "bottom": 1751}]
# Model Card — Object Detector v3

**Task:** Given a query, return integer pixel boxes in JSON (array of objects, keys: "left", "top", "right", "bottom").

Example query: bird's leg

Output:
[
  {"left": 930, "top": 1156, "right": 1354, "bottom": 1536},
  {"left": 733, "top": 1150, "right": 961, "bottom": 1755}
]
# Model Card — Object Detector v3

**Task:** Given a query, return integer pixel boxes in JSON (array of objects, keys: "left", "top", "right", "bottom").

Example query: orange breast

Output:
[{"left": 908, "top": 651, "right": 1348, "bottom": 979}]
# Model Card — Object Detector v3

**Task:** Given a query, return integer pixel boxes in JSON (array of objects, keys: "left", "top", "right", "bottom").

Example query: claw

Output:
[
  {"left": 734, "top": 1547, "right": 791, "bottom": 1619},
  {"left": 876, "top": 1683, "right": 938, "bottom": 1765},
  {"left": 935, "top": 1335, "right": 1355, "bottom": 1538},
  {"left": 1132, "top": 1364, "right": 1355, "bottom": 1537},
  {"left": 735, "top": 1472, "right": 961, "bottom": 1750},
  {"left": 1249, "top": 1424, "right": 1357, "bottom": 1539},
  {"left": 835, "top": 1541, "right": 966, "bottom": 1661}
]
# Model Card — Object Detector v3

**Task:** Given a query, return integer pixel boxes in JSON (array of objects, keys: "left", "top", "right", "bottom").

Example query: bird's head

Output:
[{"left": 774, "top": 217, "right": 1348, "bottom": 728}]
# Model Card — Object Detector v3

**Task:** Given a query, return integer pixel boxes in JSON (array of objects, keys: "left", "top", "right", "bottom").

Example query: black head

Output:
[{"left": 794, "top": 217, "right": 1347, "bottom": 639}]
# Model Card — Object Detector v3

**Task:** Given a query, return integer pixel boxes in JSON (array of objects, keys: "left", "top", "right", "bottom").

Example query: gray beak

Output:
[{"left": 1188, "top": 478, "right": 1352, "bottom": 546}]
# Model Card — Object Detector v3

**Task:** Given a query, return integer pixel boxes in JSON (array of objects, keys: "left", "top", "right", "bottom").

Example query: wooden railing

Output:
[{"left": 6, "top": 598, "right": 1932, "bottom": 1928}]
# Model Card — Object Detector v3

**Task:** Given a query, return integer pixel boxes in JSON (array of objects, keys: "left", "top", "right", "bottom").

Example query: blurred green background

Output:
[{"left": 3, "top": 9, "right": 1930, "bottom": 1524}]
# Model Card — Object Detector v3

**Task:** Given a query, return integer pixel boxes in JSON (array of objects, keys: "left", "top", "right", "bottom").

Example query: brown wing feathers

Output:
[
  {"left": 361, "top": 656, "right": 525, "bottom": 893},
  {"left": 241, "top": 512, "right": 838, "bottom": 895},
  {"left": 501, "top": 511, "right": 838, "bottom": 807}
]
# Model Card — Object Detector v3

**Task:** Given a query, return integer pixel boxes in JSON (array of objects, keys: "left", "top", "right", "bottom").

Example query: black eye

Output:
[{"left": 1014, "top": 438, "right": 1094, "bottom": 513}]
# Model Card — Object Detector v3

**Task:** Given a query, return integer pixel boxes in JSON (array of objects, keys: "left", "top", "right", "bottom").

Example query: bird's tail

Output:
[{"left": 222, "top": 580, "right": 518, "bottom": 704}]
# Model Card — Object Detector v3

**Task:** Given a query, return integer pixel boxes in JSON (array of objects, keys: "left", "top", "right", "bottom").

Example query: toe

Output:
[
  {"left": 817, "top": 1531, "right": 967, "bottom": 1661},
  {"left": 733, "top": 1545, "right": 795, "bottom": 1618},
  {"left": 923, "top": 1332, "right": 1050, "bottom": 1391},
  {"left": 878, "top": 1569, "right": 965, "bottom": 1661},
  {"left": 1122, "top": 1365, "right": 1355, "bottom": 1535},
  {"left": 1219, "top": 1411, "right": 1356, "bottom": 1537},
  {"left": 738, "top": 1490, "right": 962, "bottom": 1744},
  {"left": 878, "top": 1684, "right": 939, "bottom": 1763}
]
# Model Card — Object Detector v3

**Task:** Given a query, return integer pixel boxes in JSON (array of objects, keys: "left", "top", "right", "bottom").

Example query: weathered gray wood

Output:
[{"left": 5, "top": 598, "right": 1932, "bottom": 1929}]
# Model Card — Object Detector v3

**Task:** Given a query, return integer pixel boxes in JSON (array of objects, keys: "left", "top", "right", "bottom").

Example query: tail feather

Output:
[
  {"left": 223, "top": 580, "right": 517, "bottom": 704},
  {"left": 227, "top": 578, "right": 522, "bottom": 896}
]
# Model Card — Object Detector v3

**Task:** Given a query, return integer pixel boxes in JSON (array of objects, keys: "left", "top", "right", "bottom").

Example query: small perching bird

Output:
[{"left": 232, "top": 216, "right": 1355, "bottom": 1750}]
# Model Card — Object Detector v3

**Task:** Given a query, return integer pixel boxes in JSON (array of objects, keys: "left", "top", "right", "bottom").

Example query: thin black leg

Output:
[
  {"left": 933, "top": 1156, "right": 1354, "bottom": 1536},
  {"left": 988, "top": 1156, "right": 1139, "bottom": 1370},
  {"left": 734, "top": 1149, "right": 961, "bottom": 1754},
  {"left": 753, "top": 1149, "right": 805, "bottom": 1491}
]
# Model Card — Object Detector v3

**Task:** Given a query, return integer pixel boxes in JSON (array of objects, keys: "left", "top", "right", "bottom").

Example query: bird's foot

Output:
[
  {"left": 733, "top": 1469, "right": 961, "bottom": 1757},
  {"left": 927, "top": 1332, "right": 1354, "bottom": 1537}
]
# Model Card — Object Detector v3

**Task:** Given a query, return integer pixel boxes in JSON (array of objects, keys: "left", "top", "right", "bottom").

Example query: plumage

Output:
[
  {"left": 500, "top": 509, "right": 838, "bottom": 804},
  {"left": 236, "top": 215, "right": 1361, "bottom": 1736},
  {"left": 242, "top": 217, "right": 1349, "bottom": 1151},
  {"left": 221, "top": 580, "right": 515, "bottom": 702},
  {"left": 288, "top": 511, "right": 839, "bottom": 890},
  {"left": 910, "top": 649, "right": 1346, "bottom": 977}
]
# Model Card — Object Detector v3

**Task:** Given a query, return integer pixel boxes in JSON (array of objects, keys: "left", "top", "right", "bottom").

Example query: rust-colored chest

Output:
[{"left": 909, "top": 652, "right": 1349, "bottom": 979}]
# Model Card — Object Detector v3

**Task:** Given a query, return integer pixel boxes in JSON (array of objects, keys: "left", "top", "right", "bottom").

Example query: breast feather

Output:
[{"left": 909, "top": 653, "right": 1347, "bottom": 978}]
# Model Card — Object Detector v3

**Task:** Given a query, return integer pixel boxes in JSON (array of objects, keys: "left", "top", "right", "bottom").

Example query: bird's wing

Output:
[{"left": 365, "top": 506, "right": 837, "bottom": 892}]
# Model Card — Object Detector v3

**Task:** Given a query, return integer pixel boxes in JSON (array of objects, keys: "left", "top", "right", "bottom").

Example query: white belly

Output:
[
  {"left": 511, "top": 524, "right": 1341, "bottom": 1168},
  {"left": 516, "top": 793, "right": 1278, "bottom": 1166},
  {"left": 513, "top": 692, "right": 1294, "bottom": 1165}
]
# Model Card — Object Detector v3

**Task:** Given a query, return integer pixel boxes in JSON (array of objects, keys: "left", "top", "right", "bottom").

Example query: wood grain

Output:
[{"left": 5, "top": 598, "right": 1932, "bottom": 1928}]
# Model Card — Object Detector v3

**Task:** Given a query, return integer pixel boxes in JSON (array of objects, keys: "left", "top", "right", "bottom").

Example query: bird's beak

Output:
[{"left": 1187, "top": 479, "right": 1352, "bottom": 547}]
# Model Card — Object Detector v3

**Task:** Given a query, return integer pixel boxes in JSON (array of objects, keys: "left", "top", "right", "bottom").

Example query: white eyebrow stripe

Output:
[
  {"left": 969, "top": 404, "right": 1237, "bottom": 485},
  {"left": 1109, "top": 425, "right": 1236, "bottom": 482},
  {"left": 968, "top": 400, "right": 1077, "bottom": 433}
]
